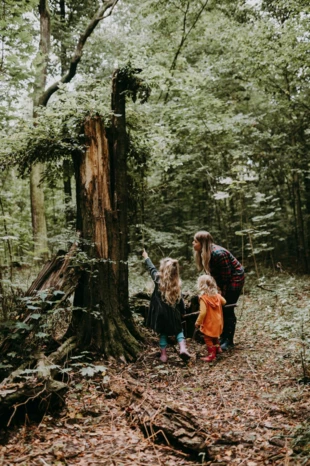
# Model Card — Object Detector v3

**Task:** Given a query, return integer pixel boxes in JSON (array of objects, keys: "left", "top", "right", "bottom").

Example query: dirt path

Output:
[{"left": 1, "top": 277, "right": 309, "bottom": 465}]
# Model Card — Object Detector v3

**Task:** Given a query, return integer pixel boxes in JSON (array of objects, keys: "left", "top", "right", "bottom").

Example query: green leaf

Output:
[
  {"left": 35, "top": 332, "right": 48, "bottom": 338},
  {"left": 80, "top": 366, "right": 96, "bottom": 377}
]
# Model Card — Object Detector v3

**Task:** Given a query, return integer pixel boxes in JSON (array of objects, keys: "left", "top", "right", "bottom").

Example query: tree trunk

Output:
[
  {"left": 293, "top": 171, "right": 308, "bottom": 272},
  {"left": 110, "top": 70, "right": 132, "bottom": 326},
  {"left": 30, "top": 163, "right": 49, "bottom": 260},
  {"left": 69, "top": 111, "right": 141, "bottom": 360},
  {"left": 63, "top": 158, "right": 74, "bottom": 225},
  {"left": 29, "top": 1, "right": 120, "bottom": 260},
  {"left": 59, "top": 1, "right": 75, "bottom": 226},
  {"left": 30, "top": 0, "right": 51, "bottom": 260},
  {"left": 68, "top": 68, "right": 148, "bottom": 360}
]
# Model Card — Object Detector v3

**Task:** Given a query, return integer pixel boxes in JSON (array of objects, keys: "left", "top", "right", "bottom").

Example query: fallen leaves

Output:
[{"left": 1, "top": 278, "right": 310, "bottom": 465}]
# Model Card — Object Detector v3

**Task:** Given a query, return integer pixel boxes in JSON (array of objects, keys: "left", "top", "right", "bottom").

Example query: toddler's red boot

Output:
[{"left": 201, "top": 346, "right": 217, "bottom": 362}]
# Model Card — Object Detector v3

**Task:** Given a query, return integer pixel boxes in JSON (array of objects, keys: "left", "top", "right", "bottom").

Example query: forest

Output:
[{"left": 0, "top": 0, "right": 309, "bottom": 465}]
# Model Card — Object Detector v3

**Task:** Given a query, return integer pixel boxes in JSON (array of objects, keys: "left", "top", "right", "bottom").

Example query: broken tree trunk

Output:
[
  {"left": 67, "top": 67, "right": 149, "bottom": 359},
  {"left": 26, "top": 239, "right": 81, "bottom": 297}
]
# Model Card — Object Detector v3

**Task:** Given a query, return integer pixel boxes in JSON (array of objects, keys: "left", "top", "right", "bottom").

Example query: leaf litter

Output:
[{"left": 0, "top": 273, "right": 309, "bottom": 465}]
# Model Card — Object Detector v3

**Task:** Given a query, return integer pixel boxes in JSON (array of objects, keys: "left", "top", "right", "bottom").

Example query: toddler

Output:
[{"left": 195, "top": 274, "right": 226, "bottom": 362}]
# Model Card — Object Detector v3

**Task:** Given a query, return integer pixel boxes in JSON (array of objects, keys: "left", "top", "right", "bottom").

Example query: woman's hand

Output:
[{"left": 142, "top": 248, "right": 148, "bottom": 259}]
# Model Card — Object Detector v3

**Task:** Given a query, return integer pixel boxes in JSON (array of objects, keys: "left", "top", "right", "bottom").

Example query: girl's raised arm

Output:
[{"left": 142, "top": 249, "right": 158, "bottom": 282}]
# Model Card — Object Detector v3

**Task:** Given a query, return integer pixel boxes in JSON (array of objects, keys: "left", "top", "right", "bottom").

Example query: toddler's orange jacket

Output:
[{"left": 196, "top": 294, "right": 226, "bottom": 337}]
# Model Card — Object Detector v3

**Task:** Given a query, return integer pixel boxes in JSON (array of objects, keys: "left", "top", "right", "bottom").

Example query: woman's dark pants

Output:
[{"left": 220, "top": 289, "right": 243, "bottom": 348}]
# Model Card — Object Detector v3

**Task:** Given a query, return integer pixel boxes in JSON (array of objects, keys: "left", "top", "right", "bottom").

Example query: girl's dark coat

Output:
[{"left": 144, "top": 257, "right": 184, "bottom": 335}]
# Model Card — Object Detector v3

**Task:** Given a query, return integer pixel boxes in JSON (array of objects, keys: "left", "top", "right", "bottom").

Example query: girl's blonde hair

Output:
[
  {"left": 158, "top": 257, "right": 182, "bottom": 306},
  {"left": 197, "top": 274, "right": 218, "bottom": 296},
  {"left": 194, "top": 231, "right": 213, "bottom": 272}
]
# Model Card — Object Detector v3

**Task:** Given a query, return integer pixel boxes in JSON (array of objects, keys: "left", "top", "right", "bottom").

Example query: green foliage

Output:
[
  {"left": 80, "top": 364, "right": 107, "bottom": 377},
  {"left": 1, "top": 0, "right": 310, "bottom": 289},
  {"left": 0, "top": 0, "right": 37, "bottom": 127},
  {"left": 249, "top": 274, "right": 310, "bottom": 381},
  {"left": 117, "top": 62, "right": 151, "bottom": 104},
  {"left": 291, "top": 422, "right": 310, "bottom": 457}
]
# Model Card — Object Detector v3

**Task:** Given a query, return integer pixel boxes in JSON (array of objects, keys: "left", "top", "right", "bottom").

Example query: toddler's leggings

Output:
[{"left": 204, "top": 335, "right": 220, "bottom": 347}]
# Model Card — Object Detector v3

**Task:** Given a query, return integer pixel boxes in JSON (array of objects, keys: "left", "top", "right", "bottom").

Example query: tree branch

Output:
[
  {"left": 163, "top": 0, "right": 209, "bottom": 103},
  {"left": 39, "top": 0, "right": 119, "bottom": 107}
]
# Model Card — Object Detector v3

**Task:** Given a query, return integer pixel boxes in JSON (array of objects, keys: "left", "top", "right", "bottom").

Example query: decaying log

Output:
[
  {"left": 108, "top": 376, "right": 210, "bottom": 460},
  {"left": 48, "top": 336, "right": 77, "bottom": 364},
  {"left": 0, "top": 337, "right": 77, "bottom": 425},
  {"left": 0, "top": 378, "right": 67, "bottom": 426}
]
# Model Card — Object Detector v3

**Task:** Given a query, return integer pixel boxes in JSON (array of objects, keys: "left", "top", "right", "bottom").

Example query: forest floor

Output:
[{"left": 1, "top": 273, "right": 310, "bottom": 466}]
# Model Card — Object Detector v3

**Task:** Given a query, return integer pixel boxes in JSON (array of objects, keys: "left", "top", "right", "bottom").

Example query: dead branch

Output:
[
  {"left": 256, "top": 284, "right": 277, "bottom": 292},
  {"left": 49, "top": 336, "right": 77, "bottom": 365},
  {"left": 39, "top": 0, "right": 120, "bottom": 106}
]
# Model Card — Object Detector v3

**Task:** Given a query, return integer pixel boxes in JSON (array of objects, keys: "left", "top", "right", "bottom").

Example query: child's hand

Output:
[{"left": 142, "top": 249, "right": 148, "bottom": 259}]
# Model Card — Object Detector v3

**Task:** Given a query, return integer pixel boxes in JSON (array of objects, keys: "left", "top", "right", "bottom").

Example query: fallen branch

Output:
[{"left": 257, "top": 284, "right": 277, "bottom": 292}]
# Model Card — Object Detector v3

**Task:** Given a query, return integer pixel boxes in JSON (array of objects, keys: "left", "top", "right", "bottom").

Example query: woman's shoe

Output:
[{"left": 220, "top": 339, "right": 234, "bottom": 351}]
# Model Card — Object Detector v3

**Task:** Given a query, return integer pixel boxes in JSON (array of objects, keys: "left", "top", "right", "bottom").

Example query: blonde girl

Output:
[
  {"left": 142, "top": 249, "right": 191, "bottom": 363},
  {"left": 195, "top": 274, "right": 226, "bottom": 362}
]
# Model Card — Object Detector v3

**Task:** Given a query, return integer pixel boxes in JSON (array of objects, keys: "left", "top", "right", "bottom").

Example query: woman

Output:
[{"left": 193, "top": 231, "right": 244, "bottom": 350}]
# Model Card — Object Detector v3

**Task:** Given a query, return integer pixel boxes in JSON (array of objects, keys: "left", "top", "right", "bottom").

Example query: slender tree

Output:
[
  {"left": 30, "top": 0, "right": 50, "bottom": 260},
  {"left": 30, "top": 0, "right": 119, "bottom": 259}
]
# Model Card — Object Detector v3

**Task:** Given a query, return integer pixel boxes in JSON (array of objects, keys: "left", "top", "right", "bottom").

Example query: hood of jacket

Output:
[{"left": 200, "top": 294, "right": 221, "bottom": 309}]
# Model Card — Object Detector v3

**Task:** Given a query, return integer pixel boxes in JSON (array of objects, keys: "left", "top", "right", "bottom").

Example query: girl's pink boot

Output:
[
  {"left": 179, "top": 339, "right": 192, "bottom": 361},
  {"left": 159, "top": 348, "right": 168, "bottom": 363}
]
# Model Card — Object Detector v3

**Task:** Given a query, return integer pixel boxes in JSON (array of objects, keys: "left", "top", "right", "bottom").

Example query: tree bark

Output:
[
  {"left": 111, "top": 70, "right": 132, "bottom": 326},
  {"left": 293, "top": 171, "right": 308, "bottom": 272},
  {"left": 30, "top": 163, "right": 49, "bottom": 260}
]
